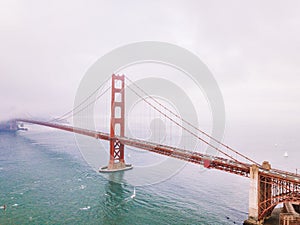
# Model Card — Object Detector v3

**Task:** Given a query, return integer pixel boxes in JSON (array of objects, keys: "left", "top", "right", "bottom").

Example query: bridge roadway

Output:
[{"left": 17, "top": 119, "right": 300, "bottom": 184}]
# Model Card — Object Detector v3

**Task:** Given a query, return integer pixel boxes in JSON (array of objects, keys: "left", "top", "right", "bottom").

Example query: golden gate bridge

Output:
[{"left": 11, "top": 74, "right": 300, "bottom": 224}]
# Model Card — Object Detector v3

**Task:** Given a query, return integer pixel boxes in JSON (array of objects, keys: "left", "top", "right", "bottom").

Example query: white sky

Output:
[{"left": 1, "top": 0, "right": 300, "bottom": 163}]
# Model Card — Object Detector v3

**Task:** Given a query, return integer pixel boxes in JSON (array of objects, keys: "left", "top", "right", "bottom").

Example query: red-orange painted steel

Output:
[
  {"left": 17, "top": 118, "right": 300, "bottom": 221},
  {"left": 109, "top": 74, "right": 125, "bottom": 169},
  {"left": 16, "top": 73, "right": 300, "bottom": 222}
]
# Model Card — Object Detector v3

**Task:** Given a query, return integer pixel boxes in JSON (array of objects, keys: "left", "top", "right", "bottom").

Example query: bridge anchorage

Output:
[{"left": 15, "top": 74, "right": 300, "bottom": 225}]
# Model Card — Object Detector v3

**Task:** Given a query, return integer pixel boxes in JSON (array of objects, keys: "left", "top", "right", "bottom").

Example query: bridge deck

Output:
[{"left": 17, "top": 119, "right": 300, "bottom": 183}]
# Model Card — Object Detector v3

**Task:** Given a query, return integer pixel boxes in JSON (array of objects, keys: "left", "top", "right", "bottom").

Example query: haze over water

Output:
[
  {"left": 1, "top": 2, "right": 299, "bottom": 224},
  {"left": 1, "top": 120, "right": 297, "bottom": 224}
]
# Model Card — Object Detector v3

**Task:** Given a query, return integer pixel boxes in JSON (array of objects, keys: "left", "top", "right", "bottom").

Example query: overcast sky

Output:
[{"left": 1, "top": 1, "right": 300, "bottom": 160}]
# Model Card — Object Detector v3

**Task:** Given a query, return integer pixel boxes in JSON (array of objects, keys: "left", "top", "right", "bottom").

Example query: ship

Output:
[{"left": 0, "top": 120, "right": 28, "bottom": 132}]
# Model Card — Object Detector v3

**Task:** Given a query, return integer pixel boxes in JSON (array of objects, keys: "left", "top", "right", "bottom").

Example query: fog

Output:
[{"left": 1, "top": 1, "right": 300, "bottom": 164}]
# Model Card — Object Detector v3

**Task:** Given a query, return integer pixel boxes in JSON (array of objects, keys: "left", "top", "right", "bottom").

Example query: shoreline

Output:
[{"left": 263, "top": 208, "right": 281, "bottom": 225}]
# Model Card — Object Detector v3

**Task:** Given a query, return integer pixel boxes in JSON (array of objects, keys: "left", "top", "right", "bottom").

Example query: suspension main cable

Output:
[
  {"left": 126, "top": 85, "right": 246, "bottom": 164},
  {"left": 50, "top": 76, "right": 111, "bottom": 123},
  {"left": 64, "top": 86, "right": 111, "bottom": 120},
  {"left": 125, "top": 76, "right": 259, "bottom": 166}
]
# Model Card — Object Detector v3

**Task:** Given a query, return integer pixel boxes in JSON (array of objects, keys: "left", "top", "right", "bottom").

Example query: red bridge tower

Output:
[{"left": 100, "top": 74, "right": 132, "bottom": 172}]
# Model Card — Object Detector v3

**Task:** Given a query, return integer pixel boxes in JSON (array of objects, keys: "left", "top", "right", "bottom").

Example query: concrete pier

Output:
[
  {"left": 244, "top": 162, "right": 272, "bottom": 225},
  {"left": 99, "top": 163, "right": 133, "bottom": 173},
  {"left": 244, "top": 164, "right": 262, "bottom": 225}
]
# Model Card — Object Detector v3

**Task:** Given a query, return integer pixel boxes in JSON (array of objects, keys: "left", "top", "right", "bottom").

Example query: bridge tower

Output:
[{"left": 100, "top": 74, "right": 132, "bottom": 172}]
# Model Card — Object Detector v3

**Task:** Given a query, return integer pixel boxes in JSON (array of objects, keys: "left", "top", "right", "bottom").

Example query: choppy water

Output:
[{"left": 1, "top": 128, "right": 259, "bottom": 225}]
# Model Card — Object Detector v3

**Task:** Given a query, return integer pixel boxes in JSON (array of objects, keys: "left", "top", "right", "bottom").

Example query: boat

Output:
[
  {"left": 284, "top": 151, "right": 288, "bottom": 157},
  {"left": 0, "top": 120, "right": 28, "bottom": 132}
]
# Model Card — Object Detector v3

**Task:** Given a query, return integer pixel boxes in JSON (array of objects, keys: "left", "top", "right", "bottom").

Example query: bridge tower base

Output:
[{"left": 99, "top": 74, "right": 132, "bottom": 173}]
